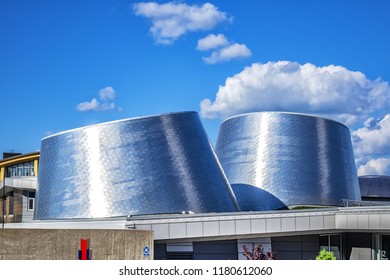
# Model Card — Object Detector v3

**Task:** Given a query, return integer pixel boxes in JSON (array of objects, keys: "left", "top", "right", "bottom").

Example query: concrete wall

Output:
[{"left": 0, "top": 228, "right": 153, "bottom": 260}]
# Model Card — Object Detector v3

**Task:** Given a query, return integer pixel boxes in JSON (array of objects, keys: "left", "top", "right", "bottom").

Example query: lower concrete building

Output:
[
  {"left": 126, "top": 206, "right": 390, "bottom": 260},
  {"left": 3, "top": 205, "right": 390, "bottom": 260}
]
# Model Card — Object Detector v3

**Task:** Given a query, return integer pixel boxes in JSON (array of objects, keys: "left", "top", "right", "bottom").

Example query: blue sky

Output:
[{"left": 1, "top": 0, "right": 390, "bottom": 175}]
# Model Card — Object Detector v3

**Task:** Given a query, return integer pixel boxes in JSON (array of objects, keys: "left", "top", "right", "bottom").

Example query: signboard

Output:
[
  {"left": 143, "top": 246, "right": 150, "bottom": 257},
  {"left": 78, "top": 239, "right": 92, "bottom": 260}
]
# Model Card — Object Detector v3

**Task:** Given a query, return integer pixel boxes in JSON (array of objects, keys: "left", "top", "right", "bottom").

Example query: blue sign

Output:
[{"left": 143, "top": 246, "right": 150, "bottom": 257}]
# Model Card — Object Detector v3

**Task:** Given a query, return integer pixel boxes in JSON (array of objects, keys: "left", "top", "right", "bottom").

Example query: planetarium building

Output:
[
  {"left": 215, "top": 112, "right": 361, "bottom": 211},
  {"left": 4, "top": 111, "right": 390, "bottom": 261},
  {"left": 35, "top": 111, "right": 239, "bottom": 220}
]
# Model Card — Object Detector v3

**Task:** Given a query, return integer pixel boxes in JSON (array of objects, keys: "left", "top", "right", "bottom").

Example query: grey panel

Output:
[
  {"left": 154, "top": 243, "right": 167, "bottom": 260},
  {"left": 271, "top": 241, "right": 301, "bottom": 251},
  {"left": 35, "top": 112, "right": 239, "bottom": 219},
  {"left": 193, "top": 240, "right": 238, "bottom": 260},
  {"left": 301, "top": 234, "right": 319, "bottom": 242},
  {"left": 194, "top": 240, "right": 238, "bottom": 253},
  {"left": 271, "top": 235, "right": 319, "bottom": 260},
  {"left": 302, "top": 241, "right": 320, "bottom": 251},
  {"left": 302, "top": 251, "right": 318, "bottom": 260},
  {"left": 194, "top": 253, "right": 237, "bottom": 260},
  {"left": 215, "top": 112, "right": 361, "bottom": 211}
]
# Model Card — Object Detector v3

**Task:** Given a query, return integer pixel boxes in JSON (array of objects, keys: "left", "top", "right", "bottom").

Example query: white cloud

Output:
[
  {"left": 197, "top": 33, "right": 252, "bottom": 64},
  {"left": 99, "top": 86, "right": 116, "bottom": 101},
  {"left": 352, "top": 114, "right": 390, "bottom": 175},
  {"left": 133, "top": 2, "right": 230, "bottom": 44},
  {"left": 76, "top": 87, "right": 117, "bottom": 112},
  {"left": 353, "top": 115, "right": 390, "bottom": 157},
  {"left": 76, "top": 98, "right": 115, "bottom": 112},
  {"left": 76, "top": 98, "right": 100, "bottom": 111},
  {"left": 200, "top": 61, "right": 390, "bottom": 123},
  {"left": 203, "top": 43, "right": 252, "bottom": 64},
  {"left": 196, "top": 33, "right": 229, "bottom": 51},
  {"left": 357, "top": 158, "right": 390, "bottom": 176}
]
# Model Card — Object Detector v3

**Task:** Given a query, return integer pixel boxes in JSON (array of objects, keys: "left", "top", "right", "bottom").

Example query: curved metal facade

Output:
[
  {"left": 359, "top": 175, "right": 390, "bottom": 199},
  {"left": 215, "top": 112, "right": 361, "bottom": 211},
  {"left": 35, "top": 112, "right": 239, "bottom": 219}
]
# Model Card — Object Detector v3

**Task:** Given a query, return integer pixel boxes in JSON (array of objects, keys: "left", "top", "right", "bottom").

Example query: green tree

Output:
[{"left": 316, "top": 249, "right": 336, "bottom": 260}]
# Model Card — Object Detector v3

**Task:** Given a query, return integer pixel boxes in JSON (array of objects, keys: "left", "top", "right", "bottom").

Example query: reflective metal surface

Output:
[
  {"left": 35, "top": 112, "right": 239, "bottom": 219},
  {"left": 215, "top": 112, "right": 361, "bottom": 211},
  {"left": 359, "top": 175, "right": 390, "bottom": 199}
]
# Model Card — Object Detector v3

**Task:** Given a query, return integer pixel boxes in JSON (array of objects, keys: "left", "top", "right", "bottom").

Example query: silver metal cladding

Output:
[
  {"left": 359, "top": 175, "right": 390, "bottom": 199},
  {"left": 35, "top": 112, "right": 239, "bottom": 219},
  {"left": 215, "top": 112, "right": 361, "bottom": 211}
]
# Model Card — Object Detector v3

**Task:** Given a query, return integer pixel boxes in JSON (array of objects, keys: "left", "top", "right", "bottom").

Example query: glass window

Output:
[
  {"left": 319, "top": 234, "right": 342, "bottom": 259},
  {"left": 28, "top": 198, "right": 34, "bottom": 211},
  {"left": 23, "top": 163, "right": 29, "bottom": 176},
  {"left": 319, "top": 235, "right": 328, "bottom": 251},
  {"left": 17, "top": 164, "right": 23, "bottom": 176},
  {"left": 8, "top": 192, "right": 14, "bottom": 216},
  {"left": 30, "top": 164, "right": 35, "bottom": 176},
  {"left": 7, "top": 161, "right": 35, "bottom": 177},
  {"left": 6, "top": 167, "right": 12, "bottom": 177}
]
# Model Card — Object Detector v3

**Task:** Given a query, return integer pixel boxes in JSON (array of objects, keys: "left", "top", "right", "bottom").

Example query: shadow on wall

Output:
[{"left": 231, "top": 184, "right": 286, "bottom": 211}]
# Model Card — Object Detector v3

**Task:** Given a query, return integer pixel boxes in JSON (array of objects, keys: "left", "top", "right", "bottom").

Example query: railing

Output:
[
  {"left": 0, "top": 177, "right": 37, "bottom": 190},
  {"left": 342, "top": 199, "right": 390, "bottom": 207}
]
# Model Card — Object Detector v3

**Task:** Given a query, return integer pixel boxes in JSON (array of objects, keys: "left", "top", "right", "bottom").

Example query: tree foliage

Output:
[
  {"left": 316, "top": 249, "right": 336, "bottom": 260},
  {"left": 242, "top": 243, "right": 277, "bottom": 260}
]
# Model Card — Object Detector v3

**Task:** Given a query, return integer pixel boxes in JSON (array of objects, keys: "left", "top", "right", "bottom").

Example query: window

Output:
[
  {"left": 6, "top": 161, "right": 35, "bottom": 177},
  {"left": 17, "top": 164, "right": 23, "bottom": 176},
  {"left": 6, "top": 167, "right": 12, "bottom": 177},
  {"left": 8, "top": 192, "right": 14, "bottom": 216},
  {"left": 319, "top": 234, "right": 342, "bottom": 259},
  {"left": 28, "top": 198, "right": 34, "bottom": 211},
  {"left": 27, "top": 192, "right": 35, "bottom": 211},
  {"left": 166, "top": 252, "right": 193, "bottom": 260}
]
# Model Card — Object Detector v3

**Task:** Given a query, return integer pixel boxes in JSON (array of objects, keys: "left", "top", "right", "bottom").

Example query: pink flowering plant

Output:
[{"left": 242, "top": 243, "right": 277, "bottom": 260}]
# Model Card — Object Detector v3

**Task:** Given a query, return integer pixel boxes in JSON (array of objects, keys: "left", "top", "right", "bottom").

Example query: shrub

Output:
[
  {"left": 242, "top": 243, "right": 277, "bottom": 260},
  {"left": 316, "top": 249, "right": 336, "bottom": 260}
]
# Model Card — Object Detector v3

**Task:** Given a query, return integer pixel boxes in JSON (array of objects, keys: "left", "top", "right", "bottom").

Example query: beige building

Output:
[{"left": 1, "top": 152, "right": 39, "bottom": 223}]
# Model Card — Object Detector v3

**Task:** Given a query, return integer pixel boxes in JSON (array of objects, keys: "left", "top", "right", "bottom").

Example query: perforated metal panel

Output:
[
  {"left": 359, "top": 175, "right": 390, "bottom": 199},
  {"left": 215, "top": 112, "right": 361, "bottom": 211},
  {"left": 35, "top": 112, "right": 239, "bottom": 219}
]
